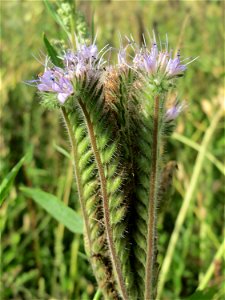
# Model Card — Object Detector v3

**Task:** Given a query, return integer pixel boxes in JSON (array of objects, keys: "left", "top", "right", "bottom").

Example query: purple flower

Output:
[
  {"left": 118, "top": 48, "right": 127, "bottom": 65},
  {"left": 79, "top": 44, "right": 98, "bottom": 60},
  {"left": 165, "top": 102, "right": 186, "bottom": 121},
  {"left": 37, "top": 67, "right": 73, "bottom": 103},
  {"left": 133, "top": 52, "right": 144, "bottom": 69},
  {"left": 165, "top": 55, "right": 187, "bottom": 77},
  {"left": 132, "top": 39, "right": 189, "bottom": 79},
  {"left": 157, "top": 51, "right": 170, "bottom": 73},
  {"left": 63, "top": 42, "right": 105, "bottom": 80},
  {"left": 133, "top": 50, "right": 158, "bottom": 75},
  {"left": 28, "top": 40, "right": 113, "bottom": 105},
  {"left": 143, "top": 50, "right": 158, "bottom": 74}
]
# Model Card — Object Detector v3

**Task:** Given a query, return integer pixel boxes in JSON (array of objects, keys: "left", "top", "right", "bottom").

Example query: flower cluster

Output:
[
  {"left": 30, "top": 36, "right": 194, "bottom": 114},
  {"left": 116, "top": 36, "right": 197, "bottom": 82},
  {"left": 133, "top": 44, "right": 187, "bottom": 78},
  {"left": 33, "top": 42, "right": 108, "bottom": 103},
  {"left": 63, "top": 43, "right": 103, "bottom": 79},
  {"left": 37, "top": 67, "right": 73, "bottom": 103}
]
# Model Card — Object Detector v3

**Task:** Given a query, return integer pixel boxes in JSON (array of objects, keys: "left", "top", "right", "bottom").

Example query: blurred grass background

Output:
[{"left": 0, "top": 0, "right": 224, "bottom": 299}]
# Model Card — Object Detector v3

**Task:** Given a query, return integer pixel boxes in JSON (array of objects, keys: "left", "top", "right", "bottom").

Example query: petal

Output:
[
  {"left": 37, "top": 83, "right": 52, "bottom": 91},
  {"left": 58, "top": 93, "right": 69, "bottom": 104}
]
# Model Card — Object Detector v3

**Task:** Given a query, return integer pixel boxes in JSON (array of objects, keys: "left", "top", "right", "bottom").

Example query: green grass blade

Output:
[
  {"left": 53, "top": 142, "right": 72, "bottom": 160},
  {"left": 172, "top": 132, "right": 225, "bottom": 176},
  {"left": 20, "top": 187, "right": 83, "bottom": 234},
  {"left": 0, "top": 153, "right": 30, "bottom": 205},
  {"left": 197, "top": 236, "right": 225, "bottom": 291},
  {"left": 157, "top": 109, "right": 224, "bottom": 298}
]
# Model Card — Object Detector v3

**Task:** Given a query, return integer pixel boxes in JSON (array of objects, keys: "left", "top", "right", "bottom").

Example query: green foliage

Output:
[
  {"left": 57, "top": 1, "right": 73, "bottom": 32},
  {"left": 39, "top": 92, "right": 61, "bottom": 110},
  {"left": 43, "top": 33, "right": 63, "bottom": 67},
  {"left": 184, "top": 287, "right": 217, "bottom": 300},
  {"left": 1, "top": 1, "right": 224, "bottom": 300},
  {"left": 53, "top": 142, "right": 71, "bottom": 159},
  {"left": 43, "top": 0, "right": 70, "bottom": 37},
  {"left": 20, "top": 187, "right": 83, "bottom": 234},
  {"left": 0, "top": 151, "right": 32, "bottom": 205},
  {"left": 75, "top": 10, "right": 90, "bottom": 43}
]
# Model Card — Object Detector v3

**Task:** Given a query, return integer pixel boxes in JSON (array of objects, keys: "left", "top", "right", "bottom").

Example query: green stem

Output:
[
  {"left": 145, "top": 95, "right": 160, "bottom": 300},
  {"left": 61, "top": 107, "right": 92, "bottom": 255},
  {"left": 78, "top": 100, "right": 129, "bottom": 300},
  {"left": 157, "top": 109, "right": 223, "bottom": 299},
  {"left": 93, "top": 288, "right": 102, "bottom": 300}
]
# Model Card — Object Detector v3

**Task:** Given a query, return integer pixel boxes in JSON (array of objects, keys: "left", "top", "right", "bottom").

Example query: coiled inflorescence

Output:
[{"left": 30, "top": 34, "right": 193, "bottom": 300}]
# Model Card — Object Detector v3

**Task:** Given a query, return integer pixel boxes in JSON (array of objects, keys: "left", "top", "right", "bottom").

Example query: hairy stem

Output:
[
  {"left": 145, "top": 95, "right": 160, "bottom": 300},
  {"left": 78, "top": 100, "right": 129, "bottom": 300},
  {"left": 61, "top": 107, "right": 92, "bottom": 254}
]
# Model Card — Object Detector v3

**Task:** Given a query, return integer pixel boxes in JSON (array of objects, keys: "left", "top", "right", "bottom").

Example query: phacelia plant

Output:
[{"left": 29, "top": 33, "right": 194, "bottom": 300}]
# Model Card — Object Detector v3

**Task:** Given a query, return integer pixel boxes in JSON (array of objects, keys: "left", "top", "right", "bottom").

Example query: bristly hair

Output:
[{"left": 28, "top": 32, "right": 195, "bottom": 300}]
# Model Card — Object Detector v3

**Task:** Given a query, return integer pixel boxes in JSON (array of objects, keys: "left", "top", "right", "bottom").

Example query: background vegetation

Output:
[{"left": 1, "top": 0, "right": 224, "bottom": 299}]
